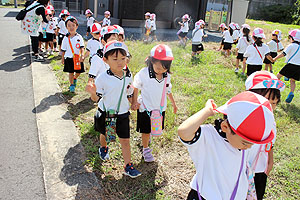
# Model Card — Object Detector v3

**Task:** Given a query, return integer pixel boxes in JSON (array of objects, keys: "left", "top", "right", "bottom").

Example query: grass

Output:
[{"left": 48, "top": 19, "right": 300, "bottom": 199}]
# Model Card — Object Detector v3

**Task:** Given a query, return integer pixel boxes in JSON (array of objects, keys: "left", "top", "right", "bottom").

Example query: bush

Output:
[
  {"left": 258, "top": 4, "right": 293, "bottom": 24},
  {"left": 292, "top": 0, "right": 300, "bottom": 25}
]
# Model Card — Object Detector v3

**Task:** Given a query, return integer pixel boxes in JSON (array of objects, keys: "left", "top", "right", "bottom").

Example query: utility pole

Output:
[{"left": 14, "top": 0, "right": 17, "bottom": 8}]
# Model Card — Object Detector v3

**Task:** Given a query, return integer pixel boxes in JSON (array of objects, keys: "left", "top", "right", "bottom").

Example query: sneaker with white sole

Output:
[
  {"left": 143, "top": 147, "right": 155, "bottom": 162},
  {"left": 99, "top": 146, "right": 109, "bottom": 161},
  {"left": 34, "top": 55, "right": 44, "bottom": 62},
  {"left": 69, "top": 84, "right": 75, "bottom": 93},
  {"left": 124, "top": 163, "right": 141, "bottom": 178},
  {"left": 234, "top": 68, "right": 239, "bottom": 73}
]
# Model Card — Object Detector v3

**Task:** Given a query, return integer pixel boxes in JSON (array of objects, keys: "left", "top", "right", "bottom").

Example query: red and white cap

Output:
[
  {"left": 45, "top": 9, "right": 52, "bottom": 15},
  {"left": 195, "top": 21, "right": 201, "bottom": 29},
  {"left": 216, "top": 91, "right": 275, "bottom": 144},
  {"left": 182, "top": 14, "right": 189, "bottom": 20},
  {"left": 150, "top": 13, "right": 156, "bottom": 20},
  {"left": 241, "top": 24, "right": 250, "bottom": 30},
  {"left": 65, "top": 16, "right": 78, "bottom": 24},
  {"left": 85, "top": 9, "right": 93, "bottom": 15},
  {"left": 150, "top": 44, "right": 174, "bottom": 61},
  {"left": 289, "top": 29, "right": 300, "bottom": 42},
  {"left": 229, "top": 22, "right": 236, "bottom": 30},
  {"left": 91, "top": 23, "right": 101, "bottom": 33},
  {"left": 219, "top": 23, "right": 227, "bottom": 29},
  {"left": 113, "top": 25, "right": 124, "bottom": 35},
  {"left": 245, "top": 71, "right": 285, "bottom": 92},
  {"left": 103, "top": 40, "right": 128, "bottom": 56},
  {"left": 272, "top": 29, "right": 282, "bottom": 41},
  {"left": 253, "top": 28, "right": 266, "bottom": 39},
  {"left": 46, "top": 5, "right": 54, "bottom": 11},
  {"left": 104, "top": 10, "right": 110, "bottom": 15},
  {"left": 235, "top": 23, "right": 240, "bottom": 30},
  {"left": 198, "top": 19, "right": 205, "bottom": 26},
  {"left": 60, "top": 9, "right": 70, "bottom": 16},
  {"left": 145, "top": 12, "right": 151, "bottom": 16},
  {"left": 100, "top": 25, "right": 119, "bottom": 37}
]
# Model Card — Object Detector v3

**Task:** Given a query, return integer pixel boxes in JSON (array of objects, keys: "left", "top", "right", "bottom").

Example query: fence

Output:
[{"left": 205, "top": 10, "right": 227, "bottom": 31}]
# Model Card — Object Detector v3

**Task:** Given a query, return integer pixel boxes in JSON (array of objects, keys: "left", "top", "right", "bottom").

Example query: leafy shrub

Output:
[{"left": 258, "top": 4, "right": 293, "bottom": 24}]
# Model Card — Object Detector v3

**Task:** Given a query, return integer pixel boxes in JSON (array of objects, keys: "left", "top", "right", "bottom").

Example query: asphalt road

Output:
[{"left": 0, "top": 8, "right": 46, "bottom": 200}]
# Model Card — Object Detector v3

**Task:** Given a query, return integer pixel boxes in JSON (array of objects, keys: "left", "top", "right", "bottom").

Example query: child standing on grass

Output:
[
  {"left": 217, "top": 23, "right": 227, "bottom": 51},
  {"left": 235, "top": 24, "right": 251, "bottom": 75},
  {"left": 86, "top": 40, "right": 142, "bottom": 178},
  {"left": 245, "top": 71, "right": 285, "bottom": 200},
  {"left": 57, "top": 9, "right": 70, "bottom": 54},
  {"left": 264, "top": 30, "right": 284, "bottom": 73},
  {"left": 144, "top": 12, "right": 151, "bottom": 42},
  {"left": 61, "top": 16, "right": 85, "bottom": 93},
  {"left": 131, "top": 44, "right": 177, "bottom": 162},
  {"left": 45, "top": 9, "right": 56, "bottom": 56},
  {"left": 233, "top": 23, "right": 240, "bottom": 44},
  {"left": 85, "top": 9, "right": 95, "bottom": 38},
  {"left": 222, "top": 23, "right": 235, "bottom": 56},
  {"left": 244, "top": 28, "right": 274, "bottom": 76},
  {"left": 274, "top": 29, "right": 300, "bottom": 103},
  {"left": 150, "top": 13, "right": 157, "bottom": 41},
  {"left": 178, "top": 91, "right": 275, "bottom": 200},
  {"left": 191, "top": 20, "right": 207, "bottom": 61},
  {"left": 177, "top": 14, "right": 189, "bottom": 47}
]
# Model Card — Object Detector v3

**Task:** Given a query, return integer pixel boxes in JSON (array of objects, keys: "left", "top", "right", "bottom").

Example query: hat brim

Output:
[{"left": 152, "top": 56, "right": 174, "bottom": 61}]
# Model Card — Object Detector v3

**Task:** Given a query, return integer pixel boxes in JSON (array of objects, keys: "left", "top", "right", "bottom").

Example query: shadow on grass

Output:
[
  {"left": 62, "top": 98, "right": 95, "bottom": 120},
  {"left": 280, "top": 103, "right": 300, "bottom": 124}
]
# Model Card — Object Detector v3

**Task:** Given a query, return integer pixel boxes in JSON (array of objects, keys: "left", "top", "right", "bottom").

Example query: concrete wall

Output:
[{"left": 231, "top": 0, "right": 249, "bottom": 26}]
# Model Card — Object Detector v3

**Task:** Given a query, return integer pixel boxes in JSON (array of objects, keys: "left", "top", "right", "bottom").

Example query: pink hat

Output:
[
  {"left": 216, "top": 91, "right": 275, "bottom": 144},
  {"left": 235, "top": 23, "right": 240, "bottom": 30},
  {"left": 182, "top": 14, "right": 189, "bottom": 20},
  {"left": 46, "top": 5, "right": 54, "bottom": 11},
  {"left": 61, "top": 9, "right": 70, "bottom": 16},
  {"left": 85, "top": 9, "right": 93, "bottom": 15},
  {"left": 104, "top": 10, "right": 110, "bottom": 15},
  {"left": 253, "top": 28, "right": 266, "bottom": 39},
  {"left": 145, "top": 12, "right": 151, "bottom": 16},
  {"left": 272, "top": 29, "right": 282, "bottom": 41},
  {"left": 103, "top": 40, "right": 128, "bottom": 56},
  {"left": 229, "top": 22, "right": 236, "bottom": 30},
  {"left": 245, "top": 71, "right": 285, "bottom": 92},
  {"left": 91, "top": 23, "right": 101, "bottom": 33},
  {"left": 150, "top": 44, "right": 174, "bottom": 61},
  {"left": 219, "top": 23, "right": 227, "bottom": 29},
  {"left": 241, "top": 24, "right": 250, "bottom": 30},
  {"left": 198, "top": 19, "right": 205, "bottom": 26},
  {"left": 113, "top": 25, "right": 124, "bottom": 35},
  {"left": 289, "top": 29, "right": 300, "bottom": 42},
  {"left": 100, "top": 25, "right": 119, "bottom": 37},
  {"left": 150, "top": 13, "right": 156, "bottom": 20},
  {"left": 45, "top": 9, "right": 52, "bottom": 15},
  {"left": 195, "top": 21, "right": 201, "bottom": 29}
]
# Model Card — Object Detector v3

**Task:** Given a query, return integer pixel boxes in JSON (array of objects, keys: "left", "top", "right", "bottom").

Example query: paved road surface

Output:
[{"left": 0, "top": 8, "right": 46, "bottom": 200}]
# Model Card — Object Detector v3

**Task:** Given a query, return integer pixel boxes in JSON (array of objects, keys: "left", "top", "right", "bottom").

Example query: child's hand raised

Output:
[
  {"left": 131, "top": 102, "right": 140, "bottom": 111},
  {"left": 85, "top": 82, "right": 96, "bottom": 94},
  {"left": 205, "top": 99, "right": 217, "bottom": 116}
]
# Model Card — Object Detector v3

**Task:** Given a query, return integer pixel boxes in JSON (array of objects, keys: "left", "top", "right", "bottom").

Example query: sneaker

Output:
[
  {"left": 143, "top": 147, "right": 155, "bottom": 162},
  {"left": 285, "top": 92, "right": 294, "bottom": 103},
  {"left": 59, "top": 51, "right": 63, "bottom": 56},
  {"left": 241, "top": 72, "right": 245, "bottom": 76},
  {"left": 54, "top": 48, "right": 59, "bottom": 52},
  {"left": 73, "top": 79, "right": 77, "bottom": 87},
  {"left": 69, "top": 84, "right": 75, "bottom": 93},
  {"left": 99, "top": 146, "right": 109, "bottom": 161},
  {"left": 284, "top": 76, "right": 290, "bottom": 81},
  {"left": 34, "top": 55, "right": 44, "bottom": 62},
  {"left": 234, "top": 68, "right": 239, "bottom": 73},
  {"left": 124, "top": 163, "right": 141, "bottom": 178}
]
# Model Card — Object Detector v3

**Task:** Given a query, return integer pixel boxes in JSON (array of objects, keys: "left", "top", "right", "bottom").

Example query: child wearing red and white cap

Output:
[
  {"left": 85, "top": 9, "right": 95, "bottom": 38},
  {"left": 144, "top": 12, "right": 151, "bottom": 42},
  {"left": 245, "top": 71, "right": 285, "bottom": 200},
  {"left": 84, "top": 23, "right": 102, "bottom": 61},
  {"left": 57, "top": 9, "right": 70, "bottom": 54},
  {"left": 177, "top": 14, "right": 190, "bottom": 47},
  {"left": 191, "top": 20, "right": 207, "bottom": 61},
  {"left": 101, "top": 10, "right": 111, "bottom": 27},
  {"left": 149, "top": 13, "right": 157, "bottom": 41},
  {"left": 264, "top": 30, "right": 284, "bottom": 73},
  {"left": 235, "top": 24, "right": 251, "bottom": 75},
  {"left": 217, "top": 23, "right": 227, "bottom": 51},
  {"left": 178, "top": 91, "right": 276, "bottom": 200},
  {"left": 244, "top": 28, "right": 274, "bottom": 76},
  {"left": 86, "top": 40, "right": 141, "bottom": 178},
  {"left": 44, "top": 9, "right": 56, "bottom": 56},
  {"left": 131, "top": 44, "right": 177, "bottom": 163}
]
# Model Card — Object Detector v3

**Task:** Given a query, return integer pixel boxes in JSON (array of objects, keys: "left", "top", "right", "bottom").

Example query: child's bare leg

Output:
[
  {"left": 269, "top": 64, "right": 273, "bottom": 72},
  {"left": 290, "top": 79, "right": 296, "bottom": 93},
  {"left": 277, "top": 73, "right": 283, "bottom": 79},
  {"left": 49, "top": 41, "right": 53, "bottom": 50},
  {"left": 119, "top": 138, "right": 131, "bottom": 165},
  {"left": 74, "top": 72, "right": 81, "bottom": 79},
  {"left": 100, "top": 134, "right": 107, "bottom": 147},
  {"left": 236, "top": 59, "right": 240, "bottom": 69},
  {"left": 69, "top": 73, "right": 74, "bottom": 85},
  {"left": 265, "top": 64, "right": 269, "bottom": 71},
  {"left": 142, "top": 133, "right": 150, "bottom": 148},
  {"left": 242, "top": 58, "right": 247, "bottom": 74}
]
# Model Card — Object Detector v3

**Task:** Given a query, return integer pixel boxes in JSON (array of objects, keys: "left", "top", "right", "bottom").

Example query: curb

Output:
[{"left": 29, "top": 43, "right": 101, "bottom": 199}]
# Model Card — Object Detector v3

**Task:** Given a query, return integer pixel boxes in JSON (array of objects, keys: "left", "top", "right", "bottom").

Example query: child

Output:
[
  {"left": 191, "top": 20, "right": 207, "bottom": 61},
  {"left": 245, "top": 71, "right": 285, "bottom": 200},
  {"left": 131, "top": 44, "right": 177, "bottom": 162},
  {"left": 244, "top": 28, "right": 274, "bottom": 76},
  {"left": 274, "top": 29, "right": 300, "bottom": 103},
  {"left": 150, "top": 13, "right": 157, "bottom": 41},
  {"left": 235, "top": 24, "right": 251, "bottom": 74},
  {"left": 232, "top": 23, "right": 240, "bottom": 44},
  {"left": 84, "top": 23, "right": 102, "bottom": 61},
  {"left": 144, "top": 12, "right": 151, "bottom": 42},
  {"left": 102, "top": 11, "right": 111, "bottom": 27},
  {"left": 57, "top": 9, "right": 69, "bottom": 54},
  {"left": 178, "top": 91, "right": 275, "bottom": 200},
  {"left": 86, "top": 40, "right": 142, "bottom": 178},
  {"left": 85, "top": 9, "right": 95, "bottom": 38},
  {"left": 177, "top": 14, "right": 189, "bottom": 47},
  {"left": 48, "top": 5, "right": 59, "bottom": 52},
  {"left": 217, "top": 23, "right": 227, "bottom": 51},
  {"left": 222, "top": 23, "right": 235, "bottom": 56},
  {"left": 113, "top": 24, "right": 125, "bottom": 42},
  {"left": 264, "top": 30, "right": 284, "bottom": 73},
  {"left": 61, "top": 16, "right": 85, "bottom": 93},
  {"left": 45, "top": 9, "right": 56, "bottom": 55}
]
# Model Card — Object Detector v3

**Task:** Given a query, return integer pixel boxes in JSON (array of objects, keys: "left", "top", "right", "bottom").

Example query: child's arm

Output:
[
  {"left": 80, "top": 47, "right": 85, "bottom": 62},
  {"left": 178, "top": 99, "right": 217, "bottom": 141},
  {"left": 61, "top": 52, "right": 65, "bottom": 64},
  {"left": 86, "top": 81, "right": 100, "bottom": 102},
  {"left": 131, "top": 87, "right": 140, "bottom": 110},
  {"left": 273, "top": 53, "right": 285, "bottom": 61},
  {"left": 266, "top": 54, "right": 275, "bottom": 63},
  {"left": 167, "top": 93, "right": 177, "bottom": 114},
  {"left": 83, "top": 50, "right": 90, "bottom": 60},
  {"left": 265, "top": 148, "right": 274, "bottom": 176}
]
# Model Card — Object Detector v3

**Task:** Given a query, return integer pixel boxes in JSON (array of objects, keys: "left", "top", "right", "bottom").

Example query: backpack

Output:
[{"left": 16, "top": 2, "right": 41, "bottom": 21}]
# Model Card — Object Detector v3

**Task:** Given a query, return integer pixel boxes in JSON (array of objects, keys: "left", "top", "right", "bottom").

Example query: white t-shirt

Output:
[
  {"left": 86, "top": 38, "right": 103, "bottom": 57},
  {"left": 181, "top": 124, "right": 248, "bottom": 200},
  {"left": 236, "top": 36, "right": 251, "bottom": 54},
  {"left": 223, "top": 30, "right": 233, "bottom": 43},
  {"left": 95, "top": 69, "right": 133, "bottom": 114},
  {"left": 89, "top": 55, "right": 109, "bottom": 79},
  {"left": 192, "top": 28, "right": 204, "bottom": 44},
  {"left": 233, "top": 30, "right": 240, "bottom": 41},
  {"left": 284, "top": 43, "right": 300, "bottom": 65},
  {"left": 144, "top": 19, "right": 151, "bottom": 29},
  {"left": 87, "top": 16, "right": 95, "bottom": 27},
  {"left": 58, "top": 20, "right": 68, "bottom": 35},
  {"left": 52, "top": 17, "right": 59, "bottom": 26},
  {"left": 244, "top": 43, "right": 270, "bottom": 65},
  {"left": 46, "top": 20, "right": 57, "bottom": 34},
  {"left": 268, "top": 40, "right": 284, "bottom": 53},
  {"left": 180, "top": 21, "right": 189, "bottom": 33},
  {"left": 150, "top": 20, "right": 156, "bottom": 31},
  {"left": 61, "top": 33, "right": 85, "bottom": 58},
  {"left": 102, "top": 17, "right": 111, "bottom": 26},
  {"left": 133, "top": 67, "right": 172, "bottom": 112},
  {"left": 39, "top": 22, "right": 47, "bottom": 33}
]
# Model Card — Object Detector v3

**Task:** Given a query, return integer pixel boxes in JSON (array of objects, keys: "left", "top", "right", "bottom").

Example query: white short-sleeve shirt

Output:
[
  {"left": 61, "top": 33, "right": 84, "bottom": 58},
  {"left": 86, "top": 38, "right": 103, "bottom": 57},
  {"left": 89, "top": 55, "right": 109, "bottom": 79},
  {"left": 58, "top": 20, "right": 68, "bottom": 35},
  {"left": 180, "top": 21, "right": 189, "bottom": 33},
  {"left": 267, "top": 40, "right": 284, "bottom": 53},
  {"left": 52, "top": 17, "right": 59, "bottom": 26},
  {"left": 87, "top": 16, "right": 95, "bottom": 27},
  {"left": 150, "top": 20, "right": 156, "bottom": 31},
  {"left": 284, "top": 42, "right": 300, "bottom": 65},
  {"left": 233, "top": 30, "right": 240, "bottom": 41},
  {"left": 223, "top": 30, "right": 234, "bottom": 43},
  {"left": 46, "top": 20, "right": 56, "bottom": 34},
  {"left": 102, "top": 17, "right": 111, "bottom": 26},
  {"left": 236, "top": 36, "right": 251, "bottom": 54},
  {"left": 244, "top": 43, "right": 270, "bottom": 65},
  {"left": 192, "top": 28, "right": 204, "bottom": 44},
  {"left": 95, "top": 69, "right": 133, "bottom": 114},
  {"left": 133, "top": 67, "right": 172, "bottom": 112},
  {"left": 144, "top": 19, "right": 151, "bottom": 29},
  {"left": 181, "top": 124, "right": 249, "bottom": 200}
]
